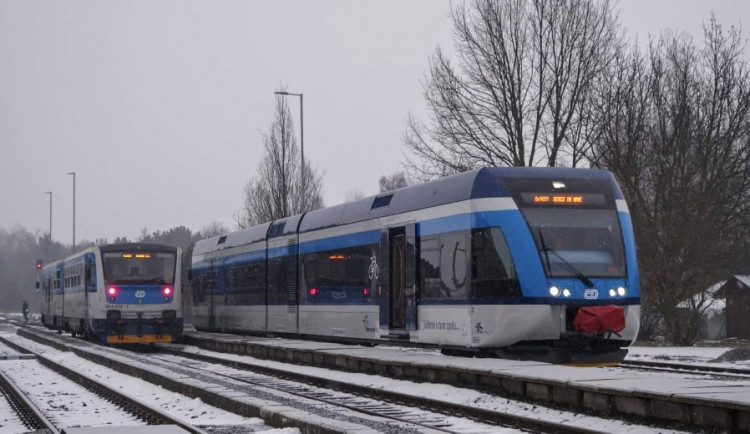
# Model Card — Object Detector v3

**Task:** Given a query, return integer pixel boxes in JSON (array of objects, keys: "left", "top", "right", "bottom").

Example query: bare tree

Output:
[
  {"left": 236, "top": 91, "right": 323, "bottom": 228},
  {"left": 344, "top": 189, "right": 365, "bottom": 203},
  {"left": 590, "top": 17, "right": 750, "bottom": 344},
  {"left": 404, "top": 0, "right": 619, "bottom": 180},
  {"left": 379, "top": 171, "right": 410, "bottom": 192},
  {"left": 199, "top": 222, "right": 228, "bottom": 238}
]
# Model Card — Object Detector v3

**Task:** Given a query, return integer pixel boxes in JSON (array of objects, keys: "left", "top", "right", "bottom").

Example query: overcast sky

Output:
[{"left": 1, "top": 1, "right": 748, "bottom": 245}]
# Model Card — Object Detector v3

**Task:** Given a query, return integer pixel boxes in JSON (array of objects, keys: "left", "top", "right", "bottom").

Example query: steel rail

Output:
[
  {"left": 14, "top": 325, "right": 603, "bottom": 434},
  {"left": 620, "top": 359, "right": 750, "bottom": 377},
  {"left": 153, "top": 345, "right": 605, "bottom": 434},
  {"left": 0, "top": 334, "right": 207, "bottom": 434},
  {"left": 0, "top": 369, "right": 60, "bottom": 433}
]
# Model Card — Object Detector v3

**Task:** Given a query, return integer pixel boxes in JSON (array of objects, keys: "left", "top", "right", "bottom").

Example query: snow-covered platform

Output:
[
  {"left": 183, "top": 330, "right": 750, "bottom": 432},
  {"left": 64, "top": 426, "right": 191, "bottom": 434}
]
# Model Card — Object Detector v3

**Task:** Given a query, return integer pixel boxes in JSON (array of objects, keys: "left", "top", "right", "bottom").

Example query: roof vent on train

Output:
[
  {"left": 371, "top": 194, "right": 393, "bottom": 209},
  {"left": 217, "top": 235, "right": 227, "bottom": 245},
  {"left": 269, "top": 221, "right": 286, "bottom": 238}
]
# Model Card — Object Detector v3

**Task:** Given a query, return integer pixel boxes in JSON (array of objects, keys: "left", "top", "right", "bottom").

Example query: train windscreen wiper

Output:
[{"left": 538, "top": 230, "right": 594, "bottom": 288}]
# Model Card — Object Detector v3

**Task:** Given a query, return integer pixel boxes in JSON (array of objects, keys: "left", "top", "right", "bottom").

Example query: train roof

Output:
[
  {"left": 192, "top": 222, "right": 272, "bottom": 256},
  {"left": 193, "top": 166, "right": 620, "bottom": 254},
  {"left": 99, "top": 243, "right": 178, "bottom": 253},
  {"left": 299, "top": 166, "right": 618, "bottom": 233}
]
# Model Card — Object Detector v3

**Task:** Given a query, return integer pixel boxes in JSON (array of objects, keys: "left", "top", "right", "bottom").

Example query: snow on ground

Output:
[
  {"left": 6, "top": 315, "right": 750, "bottom": 434},
  {"left": 170, "top": 343, "right": 693, "bottom": 433},
  {"left": 0, "top": 331, "right": 298, "bottom": 434},
  {"left": 626, "top": 345, "right": 731, "bottom": 363},
  {"left": 0, "top": 385, "right": 26, "bottom": 434},
  {"left": 1, "top": 358, "right": 145, "bottom": 429}
]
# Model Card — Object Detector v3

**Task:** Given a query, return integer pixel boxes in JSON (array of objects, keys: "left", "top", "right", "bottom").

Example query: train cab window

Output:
[
  {"left": 525, "top": 208, "right": 626, "bottom": 278},
  {"left": 471, "top": 227, "right": 521, "bottom": 298}
]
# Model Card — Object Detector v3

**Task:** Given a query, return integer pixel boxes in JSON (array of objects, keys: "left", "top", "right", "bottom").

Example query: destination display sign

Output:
[{"left": 520, "top": 192, "right": 607, "bottom": 206}]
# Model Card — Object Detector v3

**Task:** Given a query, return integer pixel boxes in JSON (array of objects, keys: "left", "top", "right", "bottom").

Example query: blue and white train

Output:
[
  {"left": 191, "top": 167, "right": 640, "bottom": 362},
  {"left": 39, "top": 243, "right": 183, "bottom": 344}
]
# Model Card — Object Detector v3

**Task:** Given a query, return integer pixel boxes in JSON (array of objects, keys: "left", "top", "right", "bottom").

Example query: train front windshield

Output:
[
  {"left": 524, "top": 208, "right": 626, "bottom": 278},
  {"left": 103, "top": 251, "right": 177, "bottom": 284},
  {"left": 502, "top": 176, "right": 628, "bottom": 279}
]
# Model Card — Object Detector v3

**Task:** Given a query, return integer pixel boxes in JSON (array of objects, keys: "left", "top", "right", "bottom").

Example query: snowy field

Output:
[{"left": 626, "top": 342, "right": 750, "bottom": 367}]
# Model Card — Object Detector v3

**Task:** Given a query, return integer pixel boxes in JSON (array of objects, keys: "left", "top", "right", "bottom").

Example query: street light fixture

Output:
[
  {"left": 67, "top": 172, "right": 75, "bottom": 250},
  {"left": 45, "top": 191, "right": 52, "bottom": 242},
  {"left": 274, "top": 90, "right": 304, "bottom": 209}
]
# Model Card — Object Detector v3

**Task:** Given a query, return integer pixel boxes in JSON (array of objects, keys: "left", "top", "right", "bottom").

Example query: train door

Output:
[
  {"left": 265, "top": 216, "right": 302, "bottom": 335},
  {"left": 54, "top": 265, "right": 64, "bottom": 328},
  {"left": 391, "top": 232, "right": 406, "bottom": 329},
  {"left": 381, "top": 224, "right": 417, "bottom": 337},
  {"left": 42, "top": 273, "right": 52, "bottom": 325},
  {"left": 208, "top": 259, "right": 216, "bottom": 329},
  {"left": 84, "top": 254, "right": 96, "bottom": 329},
  {"left": 286, "top": 237, "right": 299, "bottom": 334}
]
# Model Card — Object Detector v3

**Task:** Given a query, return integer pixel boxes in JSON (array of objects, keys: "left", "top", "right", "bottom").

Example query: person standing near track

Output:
[{"left": 22, "top": 299, "right": 29, "bottom": 322}]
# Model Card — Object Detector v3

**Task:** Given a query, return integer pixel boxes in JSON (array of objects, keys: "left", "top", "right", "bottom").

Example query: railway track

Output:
[
  {"left": 0, "top": 334, "right": 207, "bottom": 434},
  {"left": 149, "top": 347, "right": 597, "bottom": 434},
  {"left": 620, "top": 358, "right": 750, "bottom": 379},
  {"left": 13, "top": 322, "right": 694, "bottom": 434},
  {"left": 11, "top": 324, "right": 629, "bottom": 434},
  {"left": 0, "top": 367, "right": 59, "bottom": 433}
]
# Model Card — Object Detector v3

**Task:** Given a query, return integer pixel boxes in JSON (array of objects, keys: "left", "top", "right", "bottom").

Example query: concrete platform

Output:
[{"left": 183, "top": 330, "right": 750, "bottom": 432}]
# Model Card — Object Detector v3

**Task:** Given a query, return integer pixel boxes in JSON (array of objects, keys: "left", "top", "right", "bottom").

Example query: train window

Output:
[
  {"left": 419, "top": 235, "right": 442, "bottom": 298},
  {"left": 267, "top": 256, "right": 287, "bottom": 305},
  {"left": 419, "top": 231, "right": 469, "bottom": 299},
  {"left": 224, "top": 262, "right": 265, "bottom": 305},
  {"left": 303, "top": 244, "right": 375, "bottom": 291},
  {"left": 193, "top": 273, "right": 207, "bottom": 303},
  {"left": 439, "top": 231, "right": 468, "bottom": 299},
  {"left": 103, "top": 251, "right": 177, "bottom": 284},
  {"left": 471, "top": 227, "right": 521, "bottom": 298}
]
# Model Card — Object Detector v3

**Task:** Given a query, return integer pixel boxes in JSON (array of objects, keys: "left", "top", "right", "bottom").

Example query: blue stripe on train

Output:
[{"left": 193, "top": 207, "right": 638, "bottom": 303}]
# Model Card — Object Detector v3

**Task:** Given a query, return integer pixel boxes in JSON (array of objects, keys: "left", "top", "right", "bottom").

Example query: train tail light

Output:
[
  {"left": 162, "top": 286, "right": 173, "bottom": 300},
  {"left": 363, "top": 288, "right": 370, "bottom": 297},
  {"left": 310, "top": 287, "right": 318, "bottom": 296},
  {"left": 107, "top": 286, "right": 118, "bottom": 301}
]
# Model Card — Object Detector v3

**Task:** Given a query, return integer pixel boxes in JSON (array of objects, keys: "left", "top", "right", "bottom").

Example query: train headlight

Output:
[
  {"left": 617, "top": 286, "right": 627, "bottom": 296},
  {"left": 562, "top": 288, "right": 571, "bottom": 297},
  {"left": 549, "top": 286, "right": 560, "bottom": 297},
  {"left": 609, "top": 288, "right": 617, "bottom": 297}
]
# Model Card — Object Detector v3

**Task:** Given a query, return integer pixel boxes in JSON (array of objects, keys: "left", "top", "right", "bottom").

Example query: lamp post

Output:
[
  {"left": 274, "top": 91, "right": 304, "bottom": 209},
  {"left": 67, "top": 172, "right": 75, "bottom": 250},
  {"left": 45, "top": 191, "right": 52, "bottom": 242}
]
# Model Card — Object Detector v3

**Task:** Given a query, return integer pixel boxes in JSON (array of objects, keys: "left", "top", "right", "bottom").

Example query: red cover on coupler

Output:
[{"left": 573, "top": 305, "right": 626, "bottom": 334}]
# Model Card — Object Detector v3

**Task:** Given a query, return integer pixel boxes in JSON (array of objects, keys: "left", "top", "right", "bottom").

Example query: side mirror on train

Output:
[{"left": 187, "top": 269, "right": 193, "bottom": 280}]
